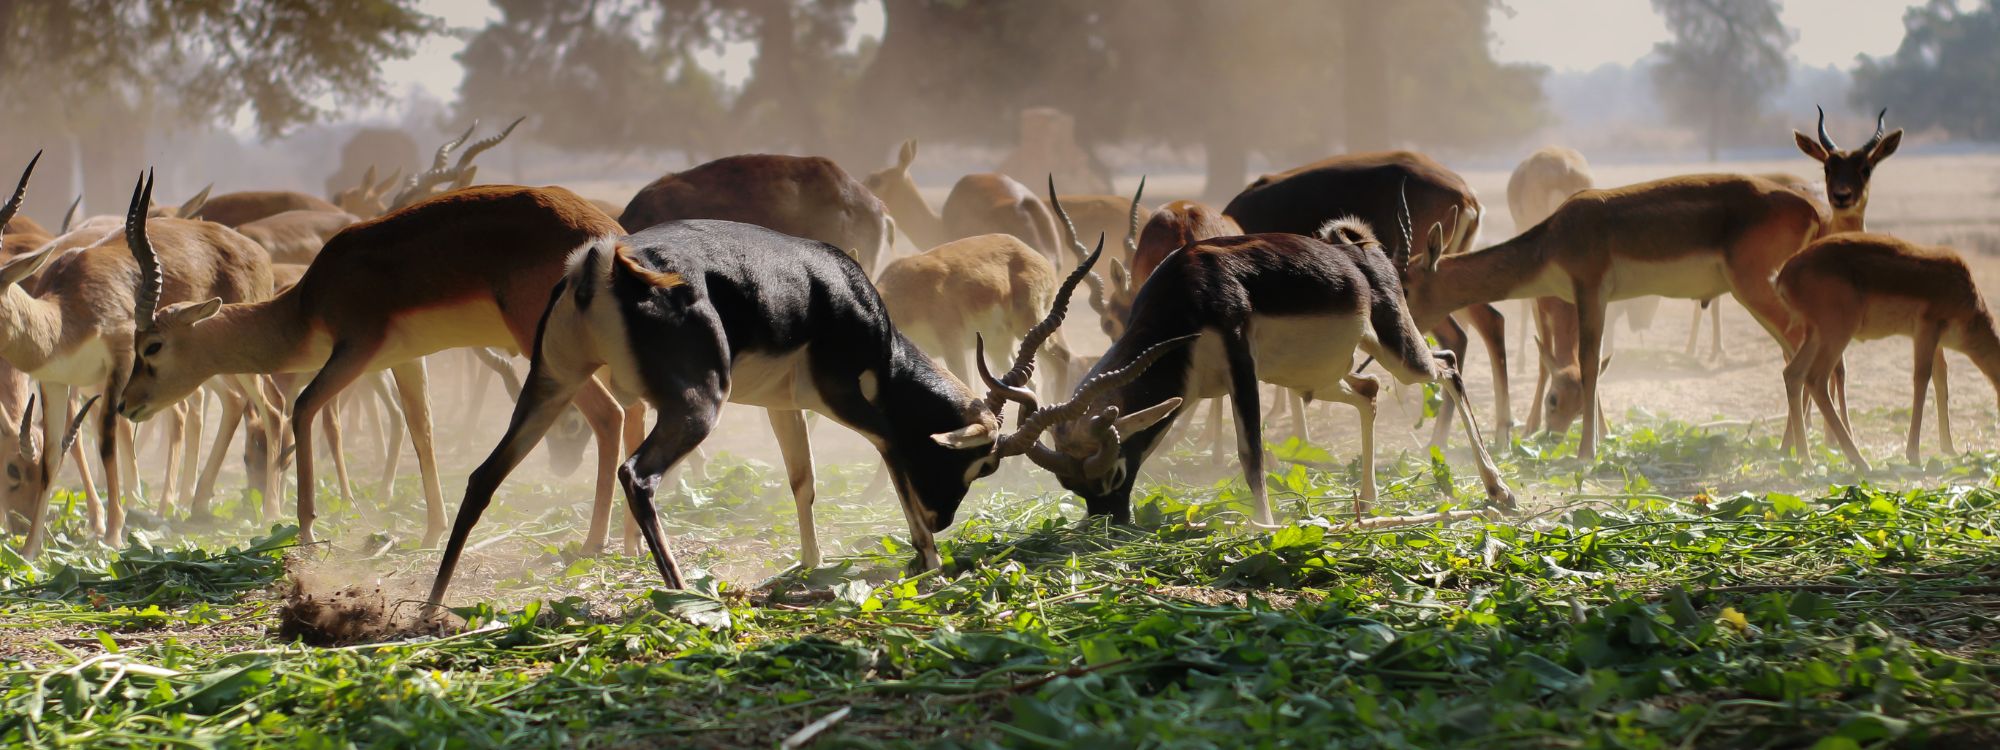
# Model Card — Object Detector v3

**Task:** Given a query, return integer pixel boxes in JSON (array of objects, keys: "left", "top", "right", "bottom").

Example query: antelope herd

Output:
[{"left": 0, "top": 105, "right": 1989, "bottom": 610}]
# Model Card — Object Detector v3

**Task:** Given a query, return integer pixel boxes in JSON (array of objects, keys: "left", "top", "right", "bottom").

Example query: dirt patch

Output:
[{"left": 275, "top": 558, "right": 438, "bottom": 646}]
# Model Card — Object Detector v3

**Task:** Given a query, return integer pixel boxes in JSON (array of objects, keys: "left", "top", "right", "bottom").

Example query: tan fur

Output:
[
  {"left": 195, "top": 191, "right": 342, "bottom": 227},
  {"left": 1507, "top": 147, "right": 1595, "bottom": 435},
  {"left": 234, "top": 210, "right": 359, "bottom": 264},
  {"left": 1404, "top": 173, "right": 1824, "bottom": 461},
  {"left": 876, "top": 234, "right": 1070, "bottom": 396},
  {"left": 863, "top": 140, "right": 1063, "bottom": 262},
  {"left": 121, "top": 185, "right": 632, "bottom": 550},
  {"left": 1777, "top": 234, "right": 2000, "bottom": 469}
]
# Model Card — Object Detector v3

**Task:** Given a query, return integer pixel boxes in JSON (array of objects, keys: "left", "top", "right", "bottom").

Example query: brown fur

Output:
[
  {"left": 1794, "top": 113, "right": 1902, "bottom": 234},
  {"left": 3, "top": 216, "right": 46, "bottom": 238},
  {"left": 234, "top": 210, "right": 359, "bottom": 265},
  {"left": 619, "top": 155, "right": 889, "bottom": 274},
  {"left": 863, "top": 140, "right": 1063, "bottom": 262},
  {"left": 1777, "top": 234, "right": 2000, "bottom": 469},
  {"left": 197, "top": 191, "right": 343, "bottom": 228},
  {"left": 1507, "top": 147, "right": 1595, "bottom": 435}
]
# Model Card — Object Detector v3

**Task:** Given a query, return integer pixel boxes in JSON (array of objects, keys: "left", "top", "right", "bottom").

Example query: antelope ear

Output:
[
  {"left": 1869, "top": 130, "right": 1903, "bottom": 164},
  {"left": 361, "top": 165, "right": 378, "bottom": 187},
  {"left": 897, "top": 139, "right": 918, "bottom": 170},
  {"left": 1600, "top": 352, "right": 1614, "bottom": 372},
  {"left": 0, "top": 247, "right": 54, "bottom": 288},
  {"left": 375, "top": 168, "right": 404, "bottom": 195},
  {"left": 157, "top": 297, "right": 223, "bottom": 328},
  {"left": 1108, "top": 258, "right": 1128, "bottom": 288},
  {"left": 1794, "top": 131, "right": 1829, "bottom": 162},
  {"left": 1114, "top": 397, "right": 1182, "bottom": 435},
  {"left": 177, "top": 184, "right": 213, "bottom": 220},
  {"left": 1421, "top": 221, "right": 1447, "bottom": 272},
  {"left": 931, "top": 422, "right": 995, "bottom": 449}
]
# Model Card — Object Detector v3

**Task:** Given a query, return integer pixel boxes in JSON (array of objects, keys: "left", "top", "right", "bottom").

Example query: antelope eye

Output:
[
  {"left": 144, "top": 342, "right": 162, "bottom": 356},
  {"left": 6, "top": 464, "right": 19, "bottom": 481}
]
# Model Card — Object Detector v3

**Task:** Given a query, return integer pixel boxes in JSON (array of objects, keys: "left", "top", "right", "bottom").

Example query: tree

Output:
[
  {"left": 0, "top": 1, "right": 437, "bottom": 216},
  {"left": 1649, "top": 0, "right": 1793, "bottom": 161},
  {"left": 1851, "top": 0, "right": 2000, "bottom": 141}
]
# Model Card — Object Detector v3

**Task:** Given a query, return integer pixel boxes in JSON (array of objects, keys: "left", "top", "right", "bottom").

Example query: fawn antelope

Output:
[
  {"left": 1398, "top": 174, "right": 1824, "bottom": 462},
  {"left": 425, "top": 215, "right": 1165, "bottom": 607},
  {"left": 1777, "top": 234, "right": 1998, "bottom": 470},
  {"left": 1224, "top": 151, "right": 1512, "bottom": 447},
  {"left": 863, "top": 140, "right": 1062, "bottom": 262},
  {"left": 876, "top": 233, "right": 1073, "bottom": 400}
]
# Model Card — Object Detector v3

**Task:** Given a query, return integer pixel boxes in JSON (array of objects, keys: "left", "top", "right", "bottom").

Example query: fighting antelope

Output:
[
  {"left": 1397, "top": 174, "right": 1824, "bottom": 462},
  {"left": 0, "top": 166, "right": 277, "bottom": 554},
  {"left": 1086, "top": 187, "right": 1243, "bottom": 342},
  {"left": 1794, "top": 107, "right": 1901, "bottom": 235},
  {"left": 1019, "top": 187, "right": 1514, "bottom": 525},
  {"left": 620, "top": 154, "right": 893, "bottom": 275},
  {"left": 1223, "top": 151, "right": 1513, "bottom": 446},
  {"left": 862, "top": 140, "right": 1062, "bottom": 262},
  {"left": 119, "top": 180, "right": 631, "bottom": 550},
  {"left": 1777, "top": 234, "right": 2000, "bottom": 469},
  {"left": 425, "top": 216, "right": 1152, "bottom": 607},
  {"left": 193, "top": 191, "right": 343, "bottom": 228}
]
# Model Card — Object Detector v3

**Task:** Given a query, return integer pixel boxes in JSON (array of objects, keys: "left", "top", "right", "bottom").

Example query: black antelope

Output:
[
  {"left": 1777, "top": 234, "right": 1998, "bottom": 470},
  {"left": 1397, "top": 174, "right": 1825, "bottom": 462},
  {"left": 1020, "top": 186, "right": 1514, "bottom": 525},
  {"left": 1223, "top": 151, "right": 1513, "bottom": 447},
  {"left": 424, "top": 216, "right": 1164, "bottom": 607}
]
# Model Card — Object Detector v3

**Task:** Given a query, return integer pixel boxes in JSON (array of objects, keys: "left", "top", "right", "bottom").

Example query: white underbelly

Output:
[
  {"left": 1603, "top": 255, "right": 1731, "bottom": 301},
  {"left": 372, "top": 297, "right": 514, "bottom": 368},
  {"left": 1182, "top": 313, "right": 1367, "bottom": 398},
  {"left": 35, "top": 338, "right": 114, "bottom": 386},
  {"left": 729, "top": 348, "right": 823, "bottom": 411}
]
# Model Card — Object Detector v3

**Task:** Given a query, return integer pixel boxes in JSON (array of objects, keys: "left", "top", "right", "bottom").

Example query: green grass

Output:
[{"left": 3, "top": 419, "right": 1999, "bottom": 748}]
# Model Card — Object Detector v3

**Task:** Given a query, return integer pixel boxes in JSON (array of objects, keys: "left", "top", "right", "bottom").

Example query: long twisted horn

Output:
[
  {"left": 1816, "top": 105, "right": 1838, "bottom": 151},
  {"left": 1393, "top": 176, "right": 1414, "bottom": 269},
  {"left": 128, "top": 171, "right": 163, "bottom": 332},
  {"left": 1863, "top": 107, "right": 1889, "bottom": 152},
  {"left": 17, "top": 392, "right": 35, "bottom": 462},
  {"left": 390, "top": 123, "right": 479, "bottom": 209},
  {"left": 1047, "top": 175, "right": 1109, "bottom": 314},
  {"left": 975, "top": 332, "right": 1039, "bottom": 414},
  {"left": 449, "top": 116, "right": 524, "bottom": 188},
  {"left": 1123, "top": 176, "right": 1146, "bottom": 260},
  {"left": 59, "top": 396, "right": 100, "bottom": 458},
  {"left": 0, "top": 150, "right": 39, "bottom": 233},
  {"left": 973, "top": 177, "right": 1102, "bottom": 418},
  {"left": 993, "top": 333, "right": 1196, "bottom": 457}
]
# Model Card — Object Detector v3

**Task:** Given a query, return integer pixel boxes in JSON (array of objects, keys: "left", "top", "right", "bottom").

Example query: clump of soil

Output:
[{"left": 275, "top": 559, "right": 436, "bottom": 646}]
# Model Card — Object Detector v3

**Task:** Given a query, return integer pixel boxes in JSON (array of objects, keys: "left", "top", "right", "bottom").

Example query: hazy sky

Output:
[{"left": 379, "top": 0, "right": 1922, "bottom": 107}]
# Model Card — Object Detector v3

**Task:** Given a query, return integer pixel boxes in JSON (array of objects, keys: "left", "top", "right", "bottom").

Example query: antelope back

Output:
[
  {"left": 619, "top": 155, "right": 888, "bottom": 274},
  {"left": 196, "top": 191, "right": 342, "bottom": 227},
  {"left": 941, "top": 174, "right": 1060, "bottom": 260},
  {"left": 1225, "top": 150, "right": 1482, "bottom": 264}
]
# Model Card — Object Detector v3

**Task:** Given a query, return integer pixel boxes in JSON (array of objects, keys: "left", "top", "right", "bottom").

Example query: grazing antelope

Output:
[
  {"left": 1019, "top": 186, "right": 1514, "bottom": 525},
  {"left": 1507, "top": 146, "right": 1596, "bottom": 435},
  {"left": 234, "top": 210, "right": 360, "bottom": 264},
  {"left": 119, "top": 182, "right": 631, "bottom": 550},
  {"left": 1397, "top": 174, "right": 1824, "bottom": 462},
  {"left": 619, "top": 154, "right": 893, "bottom": 275},
  {"left": 863, "top": 140, "right": 1062, "bottom": 262},
  {"left": 1777, "top": 234, "right": 1998, "bottom": 470},
  {"left": 0, "top": 167, "right": 277, "bottom": 554},
  {"left": 194, "top": 191, "right": 343, "bottom": 228},
  {"left": 876, "top": 233, "right": 1073, "bottom": 399},
  {"left": 424, "top": 216, "right": 1146, "bottom": 607},
  {"left": 1223, "top": 151, "right": 1513, "bottom": 446}
]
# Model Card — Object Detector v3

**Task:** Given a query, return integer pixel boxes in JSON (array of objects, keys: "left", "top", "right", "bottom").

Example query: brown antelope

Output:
[
  {"left": 119, "top": 174, "right": 631, "bottom": 550},
  {"left": 620, "top": 154, "right": 893, "bottom": 275},
  {"left": 1223, "top": 151, "right": 1513, "bottom": 447},
  {"left": 876, "top": 233, "right": 1073, "bottom": 400},
  {"left": 1397, "top": 174, "right": 1824, "bottom": 462},
  {"left": 0, "top": 167, "right": 278, "bottom": 554},
  {"left": 194, "top": 191, "right": 343, "bottom": 228},
  {"left": 424, "top": 213, "right": 1158, "bottom": 607},
  {"left": 1043, "top": 191, "right": 1153, "bottom": 269},
  {"left": 862, "top": 140, "right": 1063, "bottom": 262},
  {"left": 1507, "top": 146, "right": 1597, "bottom": 435},
  {"left": 234, "top": 210, "right": 360, "bottom": 264},
  {"left": 1679, "top": 172, "right": 1825, "bottom": 361},
  {"left": 1777, "top": 234, "right": 1998, "bottom": 470},
  {"left": 1088, "top": 189, "right": 1243, "bottom": 342},
  {"left": 1019, "top": 184, "right": 1513, "bottom": 525}
]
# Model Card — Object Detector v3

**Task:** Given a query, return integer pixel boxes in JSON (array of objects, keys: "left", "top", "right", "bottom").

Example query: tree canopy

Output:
[
  {"left": 1851, "top": 0, "right": 2000, "bottom": 141},
  {"left": 1649, "top": 0, "right": 1793, "bottom": 161}
]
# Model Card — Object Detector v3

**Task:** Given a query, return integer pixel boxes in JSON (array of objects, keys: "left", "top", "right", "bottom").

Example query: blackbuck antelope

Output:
[
  {"left": 1085, "top": 187, "right": 1244, "bottom": 342},
  {"left": 193, "top": 191, "right": 343, "bottom": 228},
  {"left": 863, "top": 140, "right": 1062, "bottom": 262},
  {"left": 1023, "top": 188, "right": 1514, "bottom": 525},
  {"left": 1507, "top": 146, "right": 1599, "bottom": 436},
  {"left": 1776, "top": 235, "right": 1999, "bottom": 470},
  {"left": 330, "top": 166, "right": 404, "bottom": 218},
  {"left": 876, "top": 233, "right": 1073, "bottom": 399},
  {"left": 1223, "top": 151, "right": 1512, "bottom": 446},
  {"left": 1794, "top": 107, "right": 1901, "bottom": 235},
  {"left": 619, "top": 154, "right": 893, "bottom": 275},
  {"left": 1398, "top": 174, "right": 1824, "bottom": 462},
  {"left": 425, "top": 218, "right": 1152, "bottom": 607},
  {"left": 119, "top": 184, "right": 630, "bottom": 550},
  {"left": 0, "top": 168, "right": 277, "bottom": 554},
  {"left": 1681, "top": 172, "right": 1825, "bottom": 360}
]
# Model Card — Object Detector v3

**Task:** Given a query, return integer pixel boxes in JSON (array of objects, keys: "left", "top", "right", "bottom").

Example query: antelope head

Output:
[
  {"left": 1386, "top": 178, "right": 1462, "bottom": 331},
  {"left": 1794, "top": 107, "right": 1901, "bottom": 214},
  {"left": 386, "top": 116, "right": 525, "bottom": 211},
  {"left": 0, "top": 392, "right": 99, "bottom": 539},
  {"left": 121, "top": 172, "right": 219, "bottom": 422},
  {"left": 861, "top": 139, "right": 931, "bottom": 228},
  {"left": 1052, "top": 177, "right": 1146, "bottom": 340},
  {"left": 331, "top": 165, "right": 404, "bottom": 218}
]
